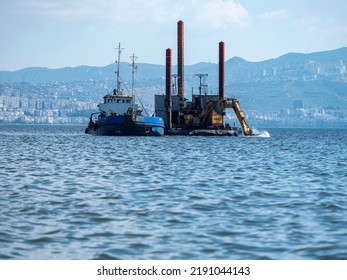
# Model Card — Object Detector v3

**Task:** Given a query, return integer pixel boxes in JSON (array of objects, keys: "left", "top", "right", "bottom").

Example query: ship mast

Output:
[
  {"left": 130, "top": 53, "right": 138, "bottom": 119},
  {"left": 195, "top": 73, "right": 208, "bottom": 96},
  {"left": 114, "top": 42, "right": 124, "bottom": 95}
]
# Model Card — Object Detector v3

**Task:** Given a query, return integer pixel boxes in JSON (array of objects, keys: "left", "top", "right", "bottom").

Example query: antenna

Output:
[
  {"left": 130, "top": 53, "right": 138, "bottom": 120},
  {"left": 195, "top": 73, "right": 208, "bottom": 95},
  {"left": 114, "top": 42, "right": 124, "bottom": 95},
  {"left": 130, "top": 53, "right": 138, "bottom": 93}
]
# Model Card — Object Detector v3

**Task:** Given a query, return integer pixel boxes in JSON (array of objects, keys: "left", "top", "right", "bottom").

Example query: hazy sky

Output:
[{"left": 1, "top": 0, "right": 347, "bottom": 70}]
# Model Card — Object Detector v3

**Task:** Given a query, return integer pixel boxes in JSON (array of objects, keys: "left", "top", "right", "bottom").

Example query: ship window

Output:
[
  {"left": 122, "top": 100, "right": 125, "bottom": 103},
  {"left": 117, "top": 99, "right": 121, "bottom": 103},
  {"left": 108, "top": 99, "right": 111, "bottom": 103},
  {"left": 126, "top": 100, "right": 131, "bottom": 103}
]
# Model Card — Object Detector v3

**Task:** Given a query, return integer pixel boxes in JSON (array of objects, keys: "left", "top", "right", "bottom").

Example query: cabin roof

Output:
[{"left": 103, "top": 94, "right": 132, "bottom": 99}]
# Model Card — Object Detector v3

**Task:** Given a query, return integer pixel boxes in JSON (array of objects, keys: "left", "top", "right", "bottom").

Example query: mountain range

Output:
[{"left": 1, "top": 47, "right": 347, "bottom": 85}]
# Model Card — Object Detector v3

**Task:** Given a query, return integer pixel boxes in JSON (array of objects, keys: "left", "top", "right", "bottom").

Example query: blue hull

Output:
[{"left": 86, "top": 115, "right": 164, "bottom": 136}]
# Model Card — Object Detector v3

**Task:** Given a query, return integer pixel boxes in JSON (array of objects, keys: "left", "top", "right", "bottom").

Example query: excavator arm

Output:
[
  {"left": 217, "top": 98, "right": 253, "bottom": 136},
  {"left": 230, "top": 98, "right": 253, "bottom": 136}
]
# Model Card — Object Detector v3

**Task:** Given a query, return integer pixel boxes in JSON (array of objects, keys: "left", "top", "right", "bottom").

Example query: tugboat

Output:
[{"left": 85, "top": 44, "right": 164, "bottom": 136}]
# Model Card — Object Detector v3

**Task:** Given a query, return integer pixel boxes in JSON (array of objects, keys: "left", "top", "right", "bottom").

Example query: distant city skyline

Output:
[{"left": 1, "top": 0, "right": 347, "bottom": 71}]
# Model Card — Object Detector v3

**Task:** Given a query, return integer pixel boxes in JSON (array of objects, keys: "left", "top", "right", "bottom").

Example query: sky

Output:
[{"left": 1, "top": 0, "right": 347, "bottom": 70}]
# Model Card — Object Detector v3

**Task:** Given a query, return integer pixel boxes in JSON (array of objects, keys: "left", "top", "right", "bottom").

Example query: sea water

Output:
[{"left": 0, "top": 125, "right": 346, "bottom": 259}]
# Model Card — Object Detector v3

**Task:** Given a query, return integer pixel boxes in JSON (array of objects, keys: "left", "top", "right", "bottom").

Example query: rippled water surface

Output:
[{"left": 1, "top": 125, "right": 347, "bottom": 259}]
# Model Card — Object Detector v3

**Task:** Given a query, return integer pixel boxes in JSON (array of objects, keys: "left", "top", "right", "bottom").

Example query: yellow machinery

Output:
[
  {"left": 201, "top": 98, "right": 253, "bottom": 136},
  {"left": 229, "top": 98, "right": 253, "bottom": 136}
]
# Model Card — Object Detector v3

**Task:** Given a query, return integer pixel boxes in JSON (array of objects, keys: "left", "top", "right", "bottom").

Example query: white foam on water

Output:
[{"left": 251, "top": 128, "right": 271, "bottom": 138}]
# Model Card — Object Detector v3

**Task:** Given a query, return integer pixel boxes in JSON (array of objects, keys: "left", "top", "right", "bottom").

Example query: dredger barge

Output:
[{"left": 155, "top": 20, "right": 254, "bottom": 136}]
